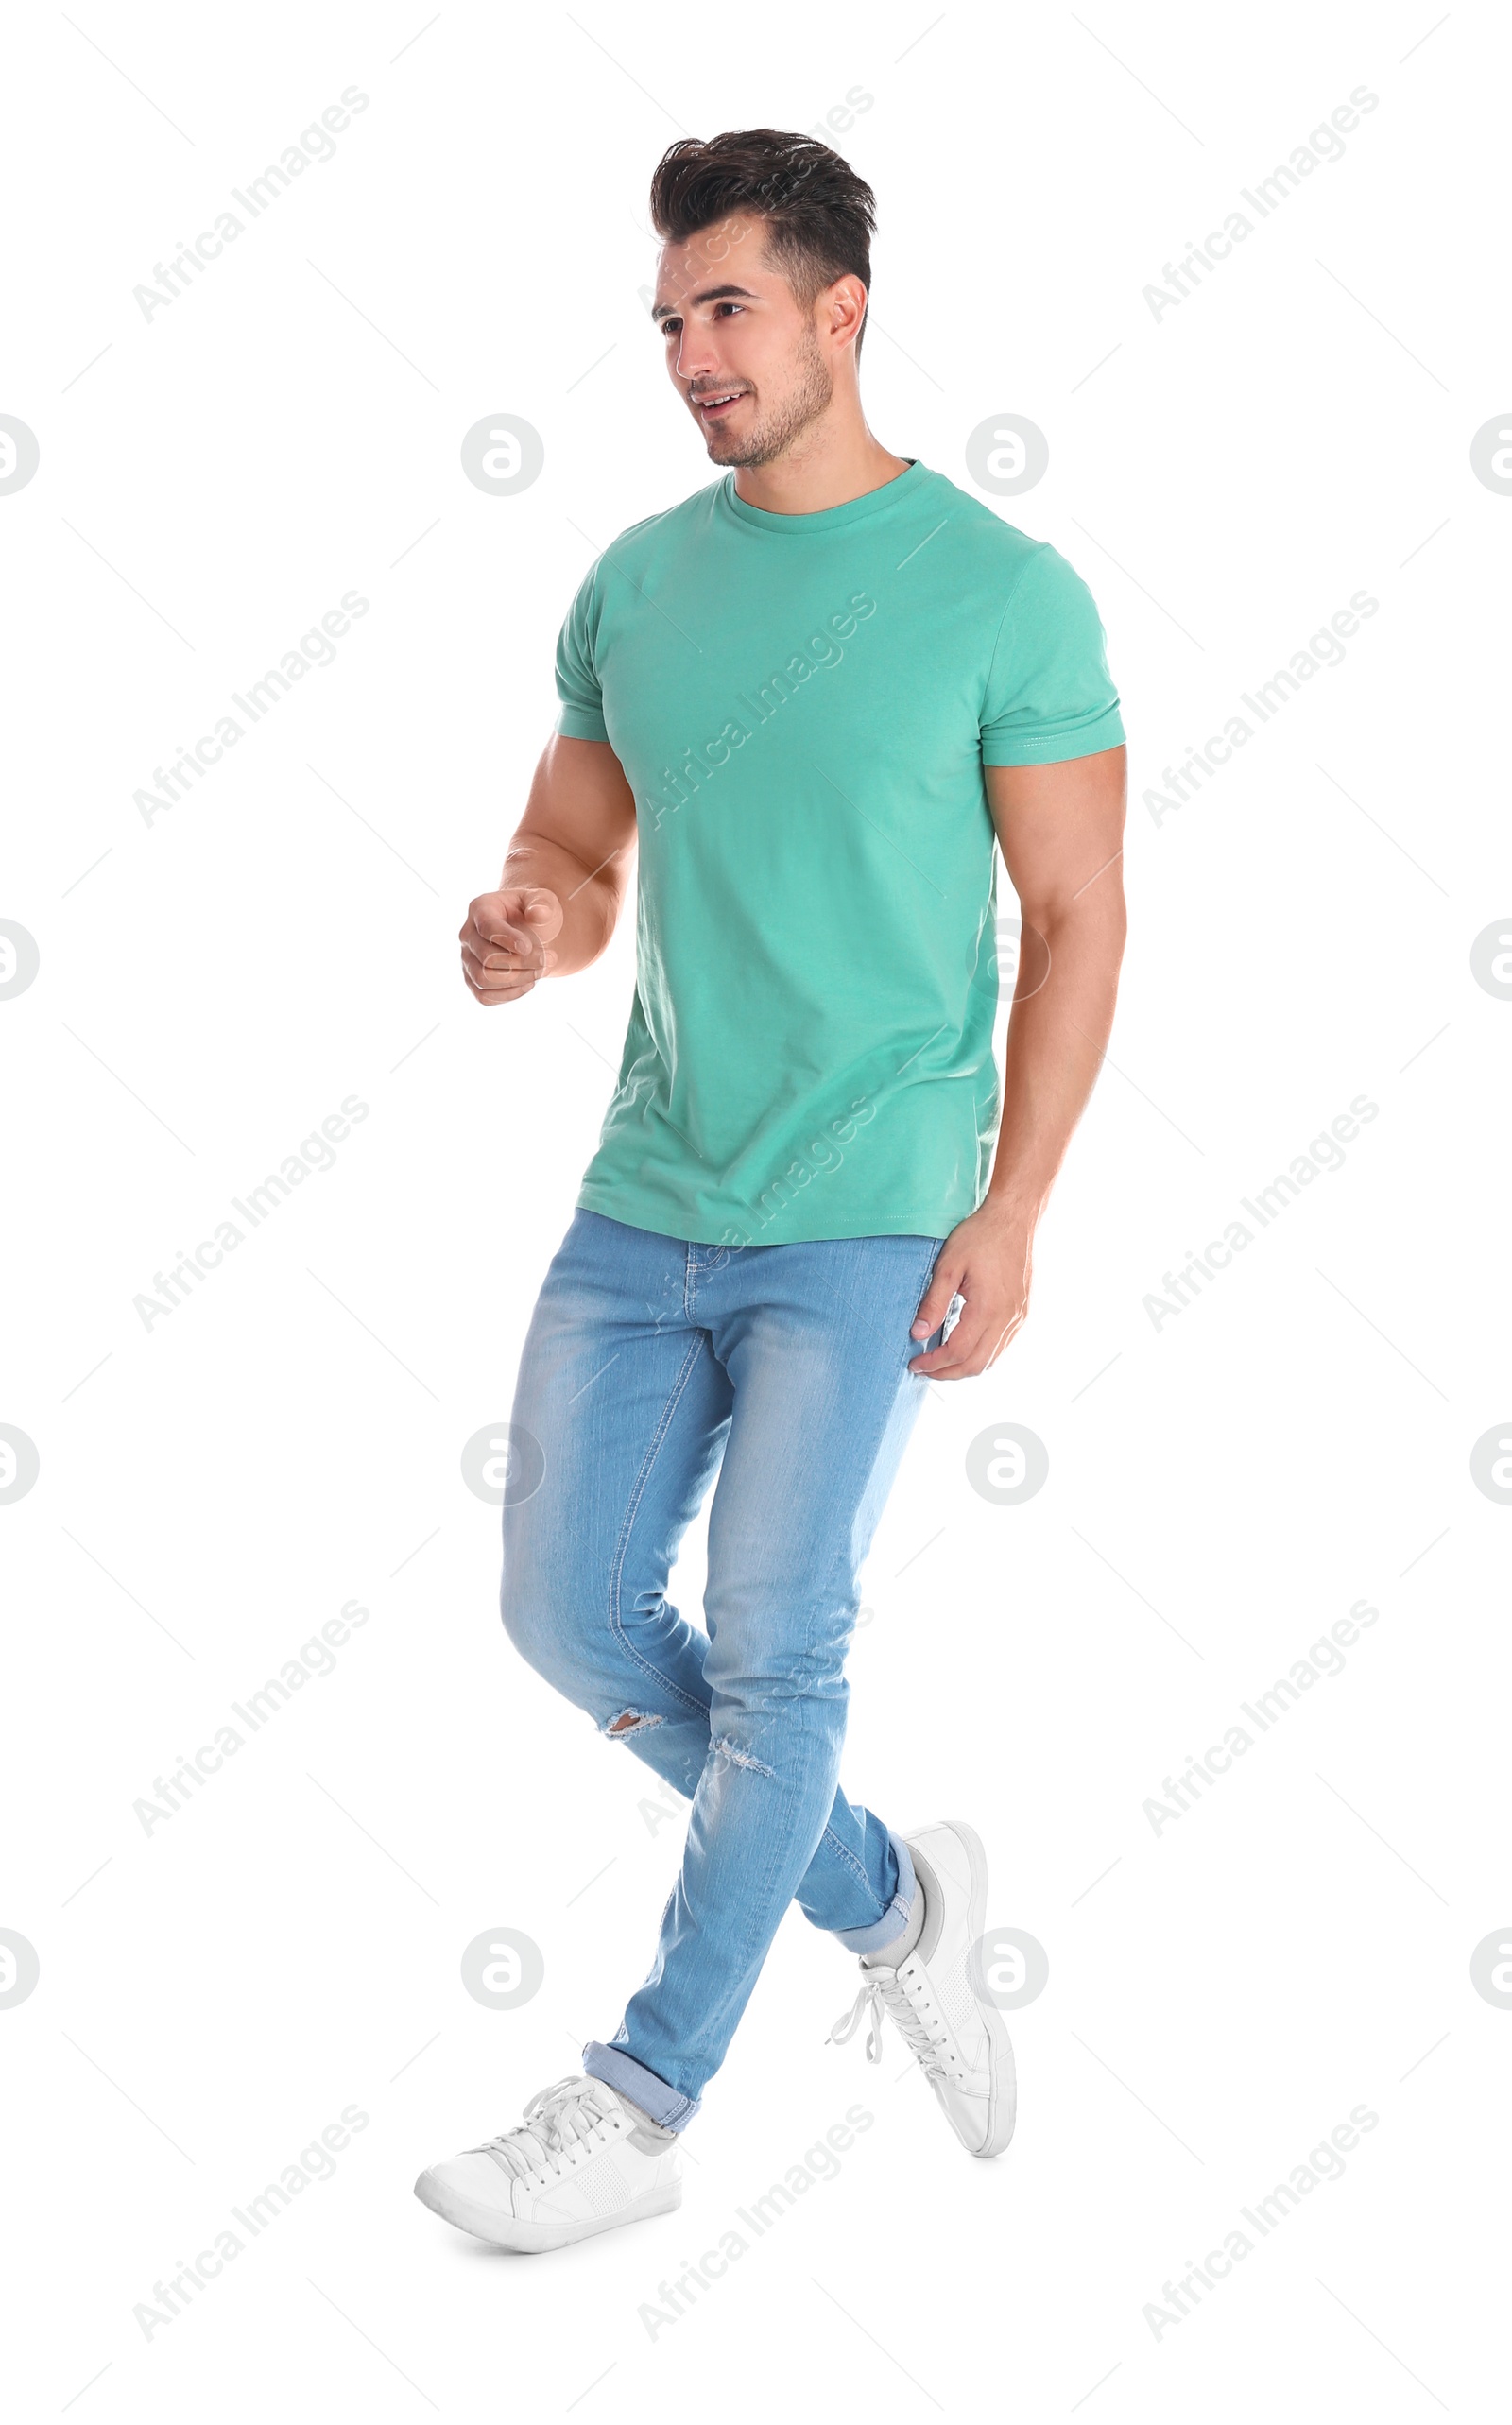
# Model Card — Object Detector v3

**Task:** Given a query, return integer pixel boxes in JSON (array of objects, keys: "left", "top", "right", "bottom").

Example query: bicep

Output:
[
  {"left": 985, "top": 746, "right": 1126, "bottom": 925},
  {"left": 519, "top": 734, "right": 638, "bottom": 889}
]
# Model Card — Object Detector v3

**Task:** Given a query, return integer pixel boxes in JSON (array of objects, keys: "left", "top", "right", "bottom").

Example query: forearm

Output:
[
  {"left": 909, "top": 744, "right": 1126, "bottom": 1375},
  {"left": 983, "top": 888, "right": 1125, "bottom": 1218},
  {"left": 501, "top": 828, "right": 623, "bottom": 976}
]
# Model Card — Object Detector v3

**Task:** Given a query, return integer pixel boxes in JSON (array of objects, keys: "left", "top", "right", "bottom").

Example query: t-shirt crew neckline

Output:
[{"left": 718, "top": 457, "right": 927, "bottom": 536}]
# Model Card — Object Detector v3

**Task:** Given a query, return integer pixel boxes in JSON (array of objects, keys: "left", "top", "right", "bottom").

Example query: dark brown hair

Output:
[{"left": 648, "top": 129, "right": 876, "bottom": 356}]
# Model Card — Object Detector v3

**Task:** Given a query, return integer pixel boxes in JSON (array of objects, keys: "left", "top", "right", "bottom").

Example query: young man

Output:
[{"left": 416, "top": 129, "right": 1126, "bottom": 2254}]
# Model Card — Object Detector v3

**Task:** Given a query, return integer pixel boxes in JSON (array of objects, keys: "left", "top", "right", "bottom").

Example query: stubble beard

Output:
[{"left": 701, "top": 328, "right": 835, "bottom": 469}]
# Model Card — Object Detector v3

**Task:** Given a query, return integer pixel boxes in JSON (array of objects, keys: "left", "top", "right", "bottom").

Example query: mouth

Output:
[{"left": 692, "top": 388, "right": 747, "bottom": 421}]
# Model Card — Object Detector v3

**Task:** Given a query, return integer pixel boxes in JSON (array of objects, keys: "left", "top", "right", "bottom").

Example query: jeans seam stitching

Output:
[
  {"left": 820, "top": 1821, "right": 873, "bottom": 1898},
  {"left": 811, "top": 1253, "right": 938, "bottom": 1928},
  {"left": 607, "top": 1330, "right": 715, "bottom": 1720}
]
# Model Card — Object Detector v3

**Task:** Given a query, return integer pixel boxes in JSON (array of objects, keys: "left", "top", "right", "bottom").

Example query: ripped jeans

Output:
[{"left": 499, "top": 1208, "right": 952, "bottom": 2127}]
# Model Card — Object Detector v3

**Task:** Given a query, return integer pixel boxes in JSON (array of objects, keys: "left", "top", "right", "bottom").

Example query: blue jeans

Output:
[{"left": 499, "top": 1209, "right": 952, "bottom": 2128}]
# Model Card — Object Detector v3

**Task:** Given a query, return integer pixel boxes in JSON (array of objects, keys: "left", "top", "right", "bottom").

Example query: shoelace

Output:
[
  {"left": 829, "top": 1969, "right": 948, "bottom": 2083},
  {"left": 477, "top": 2076, "right": 617, "bottom": 2181}
]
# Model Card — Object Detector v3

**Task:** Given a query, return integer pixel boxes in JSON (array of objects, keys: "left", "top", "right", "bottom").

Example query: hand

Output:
[
  {"left": 459, "top": 886, "right": 563, "bottom": 1004},
  {"left": 907, "top": 1201, "right": 1035, "bottom": 1379}
]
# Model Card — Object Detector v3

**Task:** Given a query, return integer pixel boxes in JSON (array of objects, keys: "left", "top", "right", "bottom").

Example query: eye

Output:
[
  {"left": 713, "top": 302, "right": 744, "bottom": 318},
  {"left": 658, "top": 317, "right": 680, "bottom": 338}
]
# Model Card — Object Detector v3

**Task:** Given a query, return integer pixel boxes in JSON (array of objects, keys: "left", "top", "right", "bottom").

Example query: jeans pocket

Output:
[{"left": 910, "top": 1235, "right": 949, "bottom": 1338}]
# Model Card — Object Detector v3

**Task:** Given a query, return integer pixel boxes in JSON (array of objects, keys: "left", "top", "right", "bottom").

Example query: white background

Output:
[{"left": 4, "top": 2, "right": 1509, "bottom": 2416}]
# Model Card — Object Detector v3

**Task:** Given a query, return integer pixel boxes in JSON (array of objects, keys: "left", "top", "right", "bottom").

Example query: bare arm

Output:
[
  {"left": 460, "top": 735, "right": 638, "bottom": 1004},
  {"left": 908, "top": 744, "right": 1127, "bottom": 1377}
]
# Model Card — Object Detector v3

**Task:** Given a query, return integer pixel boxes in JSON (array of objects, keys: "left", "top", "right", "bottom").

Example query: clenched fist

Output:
[{"left": 459, "top": 886, "right": 563, "bottom": 1005}]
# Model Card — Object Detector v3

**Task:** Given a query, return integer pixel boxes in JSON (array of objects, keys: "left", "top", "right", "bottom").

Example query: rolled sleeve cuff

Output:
[
  {"left": 556, "top": 704, "right": 610, "bottom": 744},
  {"left": 981, "top": 700, "right": 1125, "bottom": 766}
]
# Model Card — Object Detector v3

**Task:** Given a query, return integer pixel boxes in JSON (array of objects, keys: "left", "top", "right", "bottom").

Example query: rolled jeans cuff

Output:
[
  {"left": 582, "top": 2039, "right": 700, "bottom": 2131},
  {"left": 831, "top": 1829, "right": 917, "bottom": 1956}
]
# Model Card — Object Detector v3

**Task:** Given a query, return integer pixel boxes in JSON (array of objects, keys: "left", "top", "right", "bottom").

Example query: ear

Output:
[{"left": 825, "top": 273, "right": 868, "bottom": 353}]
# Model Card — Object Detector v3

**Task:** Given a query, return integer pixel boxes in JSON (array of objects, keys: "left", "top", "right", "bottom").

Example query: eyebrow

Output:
[{"left": 650, "top": 284, "right": 759, "bottom": 324}]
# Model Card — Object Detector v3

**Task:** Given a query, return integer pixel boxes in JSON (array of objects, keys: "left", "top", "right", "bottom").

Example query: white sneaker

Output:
[
  {"left": 829, "top": 1820, "right": 1016, "bottom": 2158},
  {"left": 414, "top": 2074, "right": 682, "bottom": 2253}
]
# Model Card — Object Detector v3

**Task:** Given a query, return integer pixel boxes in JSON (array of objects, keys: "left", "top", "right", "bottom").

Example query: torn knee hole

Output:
[
  {"left": 606, "top": 1709, "right": 662, "bottom": 1737},
  {"left": 712, "top": 1734, "right": 773, "bottom": 1777}
]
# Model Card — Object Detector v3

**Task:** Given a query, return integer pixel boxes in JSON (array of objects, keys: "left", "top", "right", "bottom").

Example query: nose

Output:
[{"left": 674, "top": 326, "right": 724, "bottom": 387}]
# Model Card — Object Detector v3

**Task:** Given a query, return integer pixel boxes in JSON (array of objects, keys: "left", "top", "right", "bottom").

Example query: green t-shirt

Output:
[{"left": 554, "top": 458, "right": 1123, "bottom": 1247}]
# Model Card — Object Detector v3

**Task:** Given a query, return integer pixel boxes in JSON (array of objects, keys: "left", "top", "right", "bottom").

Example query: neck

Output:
[{"left": 730, "top": 406, "right": 911, "bottom": 516}]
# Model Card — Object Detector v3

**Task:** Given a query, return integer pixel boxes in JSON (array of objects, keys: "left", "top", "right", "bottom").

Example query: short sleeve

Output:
[
  {"left": 980, "top": 543, "right": 1125, "bottom": 766},
  {"left": 554, "top": 566, "right": 610, "bottom": 743}
]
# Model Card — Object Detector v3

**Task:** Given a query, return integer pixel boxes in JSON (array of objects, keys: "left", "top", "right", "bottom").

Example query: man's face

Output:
[{"left": 652, "top": 216, "right": 836, "bottom": 469}]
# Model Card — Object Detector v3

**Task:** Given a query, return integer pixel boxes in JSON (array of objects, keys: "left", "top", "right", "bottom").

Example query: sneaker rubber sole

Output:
[
  {"left": 413, "top": 2168, "right": 681, "bottom": 2254},
  {"left": 932, "top": 1817, "right": 1017, "bottom": 2158}
]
